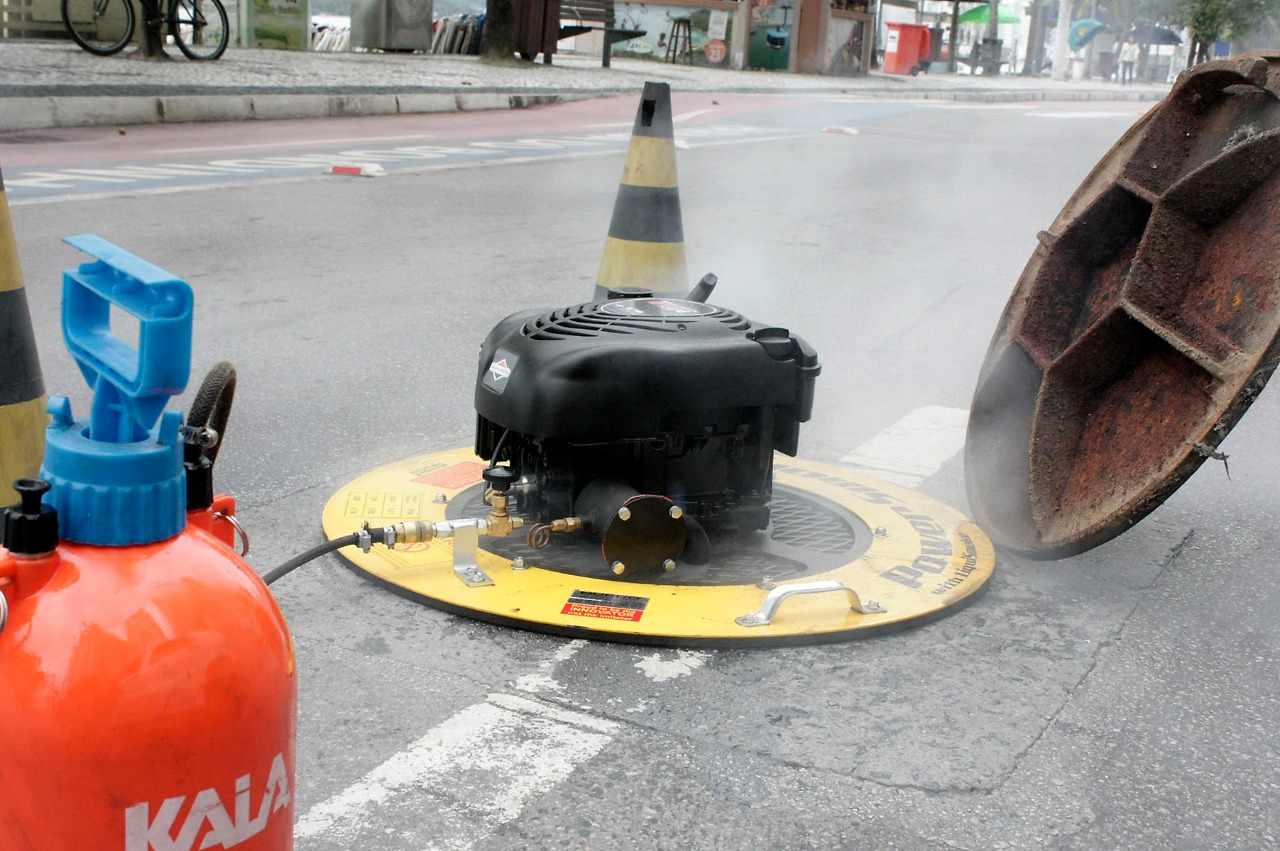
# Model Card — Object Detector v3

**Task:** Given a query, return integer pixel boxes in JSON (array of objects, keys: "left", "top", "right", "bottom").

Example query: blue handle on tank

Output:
[
  {"left": 61, "top": 233, "right": 193, "bottom": 442},
  {"left": 40, "top": 236, "right": 194, "bottom": 545}
]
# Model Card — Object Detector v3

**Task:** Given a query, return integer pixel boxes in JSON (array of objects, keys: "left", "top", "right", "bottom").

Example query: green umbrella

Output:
[
  {"left": 1069, "top": 18, "right": 1105, "bottom": 50},
  {"left": 957, "top": 4, "right": 1021, "bottom": 25}
]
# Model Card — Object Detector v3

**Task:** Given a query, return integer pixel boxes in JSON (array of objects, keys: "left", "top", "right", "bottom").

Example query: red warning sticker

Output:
[
  {"left": 413, "top": 462, "right": 487, "bottom": 490},
  {"left": 561, "top": 590, "right": 649, "bottom": 623}
]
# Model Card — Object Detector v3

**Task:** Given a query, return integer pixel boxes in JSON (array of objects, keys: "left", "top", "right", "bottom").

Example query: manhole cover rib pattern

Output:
[{"left": 966, "top": 52, "right": 1280, "bottom": 559}]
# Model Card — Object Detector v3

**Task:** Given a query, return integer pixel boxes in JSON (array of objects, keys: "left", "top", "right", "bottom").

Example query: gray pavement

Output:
[
  {"left": 3, "top": 45, "right": 1274, "bottom": 849},
  {"left": 0, "top": 38, "right": 1171, "bottom": 131}
]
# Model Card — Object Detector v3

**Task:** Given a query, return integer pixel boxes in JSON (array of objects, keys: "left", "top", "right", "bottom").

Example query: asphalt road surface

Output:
[{"left": 4, "top": 93, "right": 1277, "bottom": 850}]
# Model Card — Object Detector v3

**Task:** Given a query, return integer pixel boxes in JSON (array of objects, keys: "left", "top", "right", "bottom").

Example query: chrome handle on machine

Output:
[{"left": 736, "top": 580, "right": 886, "bottom": 627}]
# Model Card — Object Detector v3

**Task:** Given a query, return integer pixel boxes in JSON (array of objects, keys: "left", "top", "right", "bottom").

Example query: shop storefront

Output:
[
  {"left": 612, "top": 1, "right": 737, "bottom": 67},
  {"left": 582, "top": 0, "right": 873, "bottom": 75}
]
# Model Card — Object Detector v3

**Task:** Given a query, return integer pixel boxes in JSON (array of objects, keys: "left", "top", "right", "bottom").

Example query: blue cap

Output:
[{"left": 40, "top": 235, "right": 193, "bottom": 546}]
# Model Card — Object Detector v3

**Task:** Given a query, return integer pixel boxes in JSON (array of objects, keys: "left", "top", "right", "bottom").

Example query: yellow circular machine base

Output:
[{"left": 321, "top": 448, "right": 996, "bottom": 647}]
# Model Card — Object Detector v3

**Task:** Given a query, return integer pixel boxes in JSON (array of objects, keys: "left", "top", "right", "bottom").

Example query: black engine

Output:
[{"left": 473, "top": 285, "right": 820, "bottom": 574}]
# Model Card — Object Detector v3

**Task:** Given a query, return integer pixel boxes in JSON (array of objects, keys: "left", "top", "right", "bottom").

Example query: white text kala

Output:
[{"left": 124, "top": 753, "right": 291, "bottom": 851}]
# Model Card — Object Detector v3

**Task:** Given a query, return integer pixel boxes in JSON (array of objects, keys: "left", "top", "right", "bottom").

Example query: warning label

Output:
[
  {"left": 413, "top": 462, "right": 486, "bottom": 490},
  {"left": 561, "top": 590, "right": 649, "bottom": 623}
]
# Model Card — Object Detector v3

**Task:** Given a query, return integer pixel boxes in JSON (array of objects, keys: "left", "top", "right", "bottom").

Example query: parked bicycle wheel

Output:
[
  {"left": 170, "top": 0, "right": 227, "bottom": 60},
  {"left": 62, "top": 0, "right": 136, "bottom": 55}
]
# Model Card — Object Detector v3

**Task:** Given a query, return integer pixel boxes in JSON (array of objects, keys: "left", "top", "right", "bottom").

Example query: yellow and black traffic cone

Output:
[
  {"left": 593, "top": 81, "right": 688, "bottom": 302},
  {"left": 0, "top": 166, "right": 46, "bottom": 506}
]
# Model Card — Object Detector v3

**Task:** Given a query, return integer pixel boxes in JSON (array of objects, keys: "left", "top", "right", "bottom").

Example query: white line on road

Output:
[
  {"left": 634, "top": 649, "right": 709, "bottom": 682},
  {"left": 673, "top": 109, "right": 717, "bottom": 122},
  {"left": 10, "top": 130, "right": 815, "bottom": 205},
  {"left": 293, "top": 642, "right": 712, "bottom": 847},
  {"left": 294, "top": 692, "right": 618, "bottom": 848},
  {"left": 586, "top": 109, "right": 717, "bottom": 130},
  {"left": 513, "top": 638, "right": 586, "bottom": 693},
  {"left": 148, "top": 133, "right": 440, "bottom": 155},
  {"left": 840, "top": 405, "right": 969, "bottom": 487}
]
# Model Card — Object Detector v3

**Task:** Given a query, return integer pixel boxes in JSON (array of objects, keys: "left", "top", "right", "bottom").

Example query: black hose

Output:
[
  {"left": 184, "top": 360, "right": 369, "bottom": 588},
  {"left": 185, "top": 362, "right": 237, "bottom": 513},
  {"left": 489, "top": 427, "right": 510, "bottom": 468},
  {"left": 262, "top": 526, "right": 393, "bottom": 586},
  {"left": 187, "top": 361, "right": 237, "bottom": 465},
  {"left": 186, "top": 358, "right": 384, "bottom": 583}
]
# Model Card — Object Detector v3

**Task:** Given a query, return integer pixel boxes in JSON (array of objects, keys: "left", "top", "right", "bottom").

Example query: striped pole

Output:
[
  {"left": 593, "top": 81, "right": 688, "bottom": 302},
  {"left": 0, "top": 166, "right": 46, "bottom": 506}
]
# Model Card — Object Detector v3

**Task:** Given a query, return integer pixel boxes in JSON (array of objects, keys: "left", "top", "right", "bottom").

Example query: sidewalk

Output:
[{"left": 0, "top": 38, "right": 1171, "bottom": 131}]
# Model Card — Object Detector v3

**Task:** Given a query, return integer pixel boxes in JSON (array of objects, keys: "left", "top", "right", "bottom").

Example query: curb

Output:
[
  {"left": 0, "top": 90, "right": 607, "bottom": 132},
  {"left": 0, "top": 85, "right": 1167, "bottom": 133}
]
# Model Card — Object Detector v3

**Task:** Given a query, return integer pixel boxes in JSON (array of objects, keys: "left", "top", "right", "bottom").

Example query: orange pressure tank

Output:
[{"left": 0, "top": 236, "right": 295, "bottom": 851}]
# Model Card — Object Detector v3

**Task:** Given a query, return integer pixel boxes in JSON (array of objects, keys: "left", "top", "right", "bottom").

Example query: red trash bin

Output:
[{"left": 883, "top": 23, "right": 931, "bottom": 75}]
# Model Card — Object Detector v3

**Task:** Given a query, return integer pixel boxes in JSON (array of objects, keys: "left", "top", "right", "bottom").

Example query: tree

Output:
[
  {"left": 1176, "top": 0, "right": 1280, "bottom": 61},
  {"left": 1094, "top": 0, "right": 1180, "bottom": 37},
  {"left": 1020, "top": 0, "right": 1049, "bottom": 74},
  {"left": 481, "top": 0, "right": 517, "bottom": 61},
  {"left": 138, "top": 0, "right": 170, "bottom": 59}
]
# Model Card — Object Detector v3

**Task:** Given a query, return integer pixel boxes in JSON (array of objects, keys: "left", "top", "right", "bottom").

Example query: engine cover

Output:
[{"left": 474, "top": 296, "right": 820, "bottom": 540}]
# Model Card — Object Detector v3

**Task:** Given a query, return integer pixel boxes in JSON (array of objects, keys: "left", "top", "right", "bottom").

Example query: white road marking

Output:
[
  {"left": 634, "top": 649, "right": 709, "bottom": 682},
  {"left": 673, "top": 108, "right": 716, "bottom": 122},
  {"left": 840, "top": 405, "right": 969, "bottom": 487},
  {"left": 586, "top": 111, "right": 716, "bottom": 130},
  {"left": 148, "top": 133, "right": 440, "bottom": 155},
  {"left": 11, "top": 133, "right": 817, "bottom": 207},
  {"left": 7, "top": 125, "right": 799, "bottom": 201},
  {"left": 513, "top": 639, "right": 586, "bottom": 693},
  {"left": 294, "top": 692, "right": 617, "bottom": 847}
]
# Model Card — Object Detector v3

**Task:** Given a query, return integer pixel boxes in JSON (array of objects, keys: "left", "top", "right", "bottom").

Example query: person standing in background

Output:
[{"left": 1119, "top": 35, "right": 1139, "bottom": 83}]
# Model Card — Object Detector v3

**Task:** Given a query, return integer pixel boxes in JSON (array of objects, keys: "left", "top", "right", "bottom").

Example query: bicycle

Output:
[{"left": 61, "top": 0, "right": 228, "bottom": 60}]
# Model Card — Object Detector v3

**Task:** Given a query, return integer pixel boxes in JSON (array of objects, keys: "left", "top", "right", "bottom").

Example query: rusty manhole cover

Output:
[{"left": 966, "top": 53, "right": 1280, "bottom": 559}]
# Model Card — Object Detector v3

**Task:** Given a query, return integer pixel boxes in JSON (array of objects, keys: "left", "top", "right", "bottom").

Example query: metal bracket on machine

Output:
[{"left": 446, "top": 520, "right": 493, "bottom": 587}]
